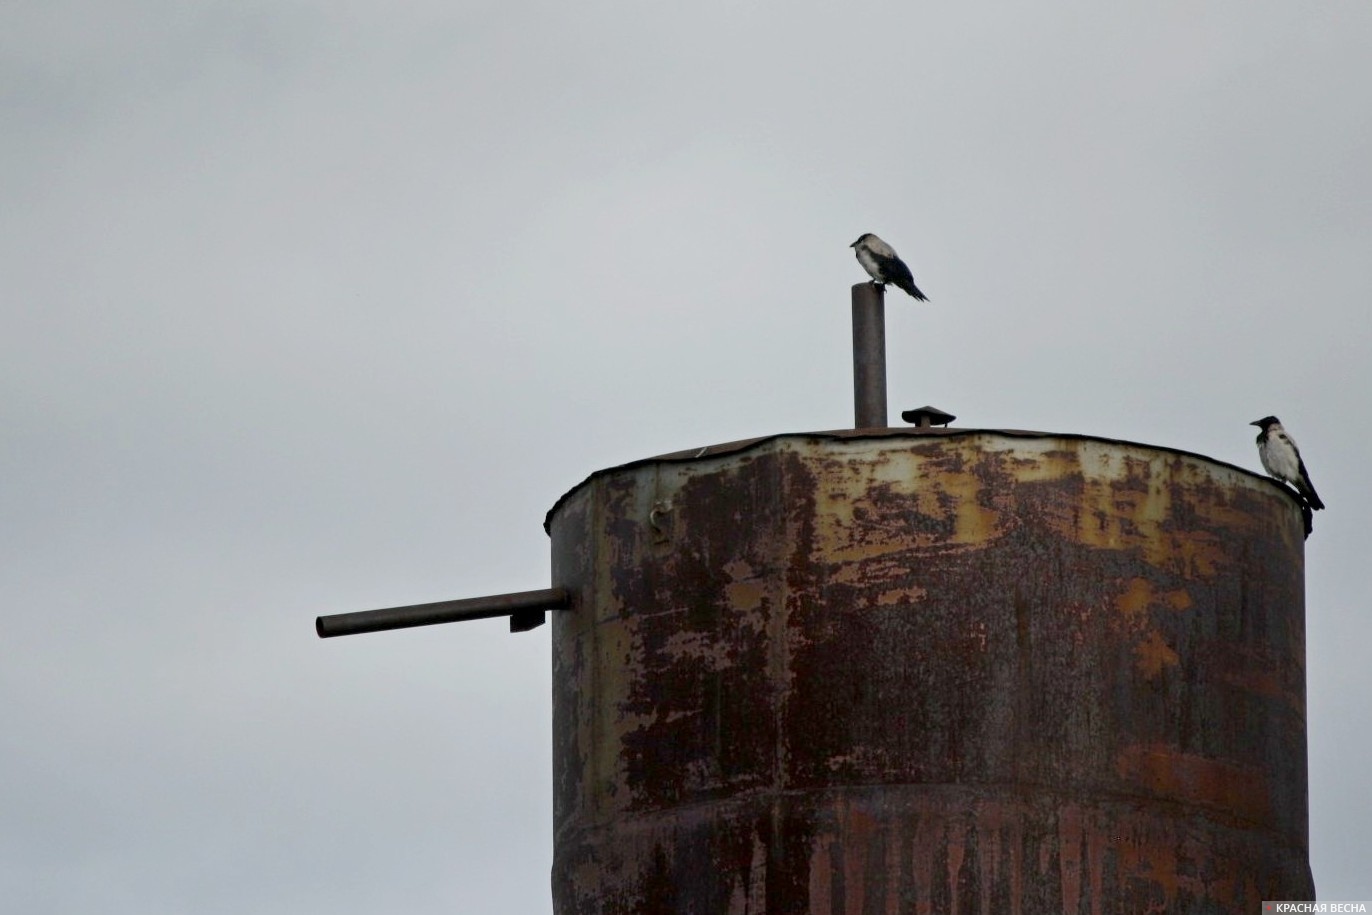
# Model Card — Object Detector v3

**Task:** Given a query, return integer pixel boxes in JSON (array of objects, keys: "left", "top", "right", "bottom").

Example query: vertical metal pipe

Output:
[{"left": 851, "top": 283, "right": 887, "bottom": 428}]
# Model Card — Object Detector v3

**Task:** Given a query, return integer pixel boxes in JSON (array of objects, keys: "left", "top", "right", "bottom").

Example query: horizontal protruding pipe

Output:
[{"left": 316, "top": 587, "right": 570, "bottom": 638}]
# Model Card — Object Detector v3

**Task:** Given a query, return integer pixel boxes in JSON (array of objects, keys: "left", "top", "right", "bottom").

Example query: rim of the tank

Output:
[{"left": 543, "top": 426, "right": 1294, "bottom": 534}]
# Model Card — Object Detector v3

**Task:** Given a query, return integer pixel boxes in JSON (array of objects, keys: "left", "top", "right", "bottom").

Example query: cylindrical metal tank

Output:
[{"left": 545, "top": 429, "right": 1313, "bottom": 914}]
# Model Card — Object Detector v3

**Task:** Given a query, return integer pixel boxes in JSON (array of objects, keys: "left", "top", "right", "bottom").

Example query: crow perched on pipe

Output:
[{"left": 851, "top": 233, "right": 928, "bottom": 301}]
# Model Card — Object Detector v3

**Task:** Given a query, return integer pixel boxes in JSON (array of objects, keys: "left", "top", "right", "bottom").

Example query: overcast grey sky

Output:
[{"left": 3, "top": 2, "right": 1369, "bottom": 911}]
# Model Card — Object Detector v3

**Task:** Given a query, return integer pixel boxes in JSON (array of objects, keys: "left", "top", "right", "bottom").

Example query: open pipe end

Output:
[{"left": 315, "top": 586, "right": 571, "bottom": 640}]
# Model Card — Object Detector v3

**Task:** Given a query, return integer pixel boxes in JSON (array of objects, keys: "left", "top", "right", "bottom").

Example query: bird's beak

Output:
[
  {"left": 848, "top": 241, "right": 857, "bottom": 248},
  {"left": 1249, "top": 420, "right": 1263, "bottom": 427}
]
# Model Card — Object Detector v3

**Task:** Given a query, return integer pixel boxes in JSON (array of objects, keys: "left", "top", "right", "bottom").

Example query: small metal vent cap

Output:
[{"left": 901, "top": 405, "right": 956, "bottom": 428}]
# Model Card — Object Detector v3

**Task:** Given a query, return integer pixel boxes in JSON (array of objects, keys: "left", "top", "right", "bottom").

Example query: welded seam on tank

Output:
[{"left": 555, "top": 780, "right": 1300, "bottom": 838}]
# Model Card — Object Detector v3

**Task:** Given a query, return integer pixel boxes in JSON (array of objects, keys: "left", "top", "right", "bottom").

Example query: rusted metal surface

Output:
[
  {"left": 315, "top": 587, "right": 569, "bottom": 637},
  {"left": 851, "top": 283, "right": 887, "bottom": 429},
  {"left": 547, "top": 431, "right": 1312, "bottom": 914}
]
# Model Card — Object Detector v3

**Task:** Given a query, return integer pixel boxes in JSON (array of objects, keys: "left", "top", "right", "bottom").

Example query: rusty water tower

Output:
[{"left": 319, "top": 284, "right": 1315, "bottom": 913}]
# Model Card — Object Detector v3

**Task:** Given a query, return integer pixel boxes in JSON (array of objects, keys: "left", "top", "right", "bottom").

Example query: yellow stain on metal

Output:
[{"left": 1134, "top": 628, "right": 1181, "bottom": 678}]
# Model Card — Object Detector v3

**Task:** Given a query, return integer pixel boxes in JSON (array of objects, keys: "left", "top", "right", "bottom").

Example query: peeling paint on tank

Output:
[
  {"left": 808, "top": 443, "right": 1005, "bottom": 556},
  {"left": 548, "top": 431, "right": 1311, "bottom": 913},
  {"left": 724, "top": 580, "right": 766, "bottom": 614},
  {"left": 874, "top": 584, "right": 927, "bottom": 606}
]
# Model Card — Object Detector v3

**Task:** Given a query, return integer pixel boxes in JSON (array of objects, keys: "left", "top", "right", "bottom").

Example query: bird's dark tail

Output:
[
  {"left": 1297, "top": 462, "right": 1324, "bottom": 510},
  {"left": 898, "top": 279, "right": 928, "bottom": 302}
]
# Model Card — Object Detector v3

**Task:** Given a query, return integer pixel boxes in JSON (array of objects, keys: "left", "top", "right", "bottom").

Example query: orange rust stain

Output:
[
  {"left": 1134, "top": 629, "right": 1180, "bottom": 679},
  {"left": 1115, "top": 743, "right": 1274, "bottom": 824},
  {"left": 875, "top": 585, "right": 927, "bottom": 606},
  {"left": 1116, "top": 578, "right": 1194, "bottom": 626},
  {"left": 1165, "top": 589, "right": 1194, "bottom": 611},
  {"left": 1117, "top": 578, "right": 1154, "bottom": 623},
  {"left": 724, "top": 580, "right": 765, "bottom": 613},
  {"left": 1059, "top": 805, "right": 1084, "bottom": 915}
]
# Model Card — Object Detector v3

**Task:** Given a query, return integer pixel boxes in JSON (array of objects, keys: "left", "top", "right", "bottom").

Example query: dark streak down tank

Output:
[{"left": 545, "top": 428, "right": 1313, "bottom": 914}]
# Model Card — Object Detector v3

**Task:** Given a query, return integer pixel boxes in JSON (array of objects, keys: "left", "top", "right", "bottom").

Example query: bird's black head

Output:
[
  {"left": 1250, "top": 415, "right": 1281, "bottom": 430},
  {"left": 850, "top": 234, "right": 873, "bottom": 248}
]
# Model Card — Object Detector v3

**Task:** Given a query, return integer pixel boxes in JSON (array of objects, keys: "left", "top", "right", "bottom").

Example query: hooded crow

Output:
[
  {"left": 1251, "top": 416, "right": 1325, "bottom": 511},
  {"left": 851, "top": 233, "right": 927, "bottom": 301}
]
